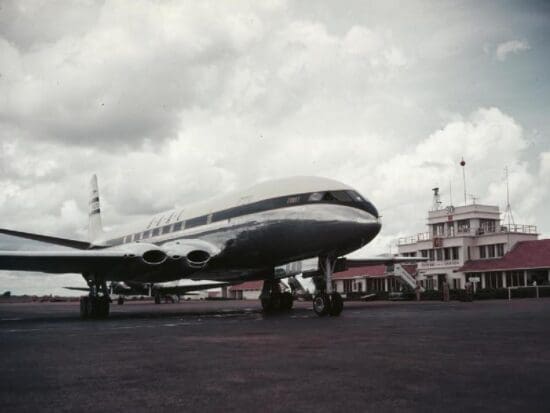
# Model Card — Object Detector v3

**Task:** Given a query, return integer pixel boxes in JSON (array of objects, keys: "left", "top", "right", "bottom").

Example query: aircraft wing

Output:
[
  {"left": 0, "top": 238, "right": 221, "bottom": 276},
  {"left": 0, "top": 250, "right": 132, "bottom": 274}
]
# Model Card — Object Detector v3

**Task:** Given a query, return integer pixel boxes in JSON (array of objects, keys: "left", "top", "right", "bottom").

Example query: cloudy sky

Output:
[{"left": 1, "top": 0, "right": 549, "bottom": 294}]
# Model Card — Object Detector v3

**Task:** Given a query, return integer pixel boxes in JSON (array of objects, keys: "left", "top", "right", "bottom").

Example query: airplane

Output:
[
  {"left": 65, "top": 279, "right": 230, "bottom": 305},
  {"left": 0, "top": 175, "right": 421, "bottom": 319}
]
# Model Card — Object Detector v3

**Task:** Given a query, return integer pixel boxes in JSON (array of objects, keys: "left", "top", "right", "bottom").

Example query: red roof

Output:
[
  {"left": 459, "top": 239, "right": 550, "bottom": 272},
  {"left": 229, "top": 280, "right": 264, "bottom": 291}
]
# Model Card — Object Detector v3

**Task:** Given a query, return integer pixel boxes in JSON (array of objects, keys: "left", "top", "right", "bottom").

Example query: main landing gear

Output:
[
  {"left": 260, "top": 279, "right": 293, "bottom": 313},
  {"left": 313, "top": 256, "right": 344, "bottom": 317},
  {"left": 79, "top": 276, "right": 110, "bottom": 320}
]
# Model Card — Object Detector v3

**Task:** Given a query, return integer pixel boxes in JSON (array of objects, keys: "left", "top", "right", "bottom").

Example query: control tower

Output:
[{"left": 397, "top": 197, "right": 538, "bottom": 290}]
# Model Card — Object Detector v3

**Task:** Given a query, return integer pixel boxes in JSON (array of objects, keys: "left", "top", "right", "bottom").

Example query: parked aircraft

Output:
[
  {"left": 0, "top": 175, "right": 417, "bottom": 319},
  {"left": 65, "top": 279, "right": 229, "bottom": 305}
]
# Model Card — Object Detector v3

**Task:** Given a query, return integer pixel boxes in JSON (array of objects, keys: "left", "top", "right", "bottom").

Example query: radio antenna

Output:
[{"left": 503, "top": 166, "right": 515, "bottom": 226}]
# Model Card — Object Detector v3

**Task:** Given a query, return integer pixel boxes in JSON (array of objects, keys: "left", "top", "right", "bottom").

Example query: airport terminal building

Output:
[{"left": 396, "top": 200, "right": 548, "bottom": 290}]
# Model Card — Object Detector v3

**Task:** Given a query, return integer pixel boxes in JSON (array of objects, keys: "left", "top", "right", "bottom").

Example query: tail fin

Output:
[{"left": 89, "top": 174, "right": 104, "bottom": 242}]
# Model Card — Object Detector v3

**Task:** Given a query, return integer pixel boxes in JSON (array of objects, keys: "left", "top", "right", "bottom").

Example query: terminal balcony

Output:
[{"left": 397, "top": 223, "right": 538, "bottom": 246}]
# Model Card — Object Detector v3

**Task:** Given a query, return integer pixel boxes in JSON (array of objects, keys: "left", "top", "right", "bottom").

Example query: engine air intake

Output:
[{"left": 142, "top": 249, "right": 167, "bottom": 265}]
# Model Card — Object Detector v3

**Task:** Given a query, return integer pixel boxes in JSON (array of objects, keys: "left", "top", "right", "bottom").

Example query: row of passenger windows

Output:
[{"left": 107, "top": 190, "right": 371, "bottom": 245}]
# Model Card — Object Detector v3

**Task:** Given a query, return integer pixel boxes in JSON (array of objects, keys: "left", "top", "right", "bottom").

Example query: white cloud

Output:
[{"left": 495, "top": 39, "right": 531, "bottom": 61}]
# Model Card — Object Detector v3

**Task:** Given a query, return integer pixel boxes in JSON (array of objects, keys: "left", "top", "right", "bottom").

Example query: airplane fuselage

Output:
[{"left": 98, "top": 177, "right": 381, "bottom": 283}]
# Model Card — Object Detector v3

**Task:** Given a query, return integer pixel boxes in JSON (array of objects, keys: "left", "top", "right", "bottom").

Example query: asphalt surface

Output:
[{"left": 1, "top": 298, "right": 550, "bottom": 413}]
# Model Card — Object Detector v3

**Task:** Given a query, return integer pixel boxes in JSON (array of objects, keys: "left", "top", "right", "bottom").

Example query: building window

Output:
[
  {"left": 426, "top": 277, "right": 434, "bottom": 290},
  {"left": 436, "top": 249, "right": 443, "bottom": 261},
  {"left": 452, "top": 247, "right": 459, "bottom": 260},
  {"left": 457, "top": 219, "right": 470, "bottom": 233},
  {"left": 433, "top": 223, "right": 445, "bottom": 236},
  {"left": 343, "top": 280, "right": 353, "bottom": 293},
  {"left": 428, "top": 249, "right": 435, "bottom": 261},
  {"left": 421, "top": 250, "right": 428, "bottom": 258},
  {"left": 485, "top": 272, "right": 503, "bottom": 289},
  {"left": 444, "top": 248, "right": 451, "bottom": 260},
  {"left": 479, "top": 246, "right": 486, "bottom": 259},
  {"left": 487, "top": 245, "right": 495, "bottom": 258},
  {"left": 506, "top": 271, "right": 523, "bottom": 287},
  {"left": 496, "top": 244, "right": 504, "bottom": 257},
  {"left": 447, "top": 222, "right": 455, "bottom": 237},
  {"left": 452, "top": 278, "right": 461, "bottom": 289}
]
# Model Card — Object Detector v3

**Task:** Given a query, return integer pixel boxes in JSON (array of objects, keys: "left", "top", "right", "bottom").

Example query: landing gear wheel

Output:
[
  {"left": 329, "top": 292, "right": 343, "bottom": 317},
  {"left": 117, "top": 296, "right": 124, "bottom": 305},
  {"left": 313, "top": 293, "right": 331, "bottom": 317},
  {"left": 270, "top": 292, "right": 282, "bottom": 312},
  {"left": 80, "top": 296, "right": 90, "bottom": 319},
  {"left": 281, "top": 292, "right": 294, "bottom": 311},
  {"left": 97, "top": 296, "right": 110, "bottom": 319}
]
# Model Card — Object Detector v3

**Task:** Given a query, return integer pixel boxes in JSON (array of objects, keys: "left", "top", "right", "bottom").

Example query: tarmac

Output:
[{"left": 1, "top": 298, "right": 550, "bottom": 412}]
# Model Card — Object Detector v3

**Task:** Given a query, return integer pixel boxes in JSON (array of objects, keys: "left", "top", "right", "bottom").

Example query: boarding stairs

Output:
[{"left": 387, "top": 264, "right": 424, "bottom": 292}]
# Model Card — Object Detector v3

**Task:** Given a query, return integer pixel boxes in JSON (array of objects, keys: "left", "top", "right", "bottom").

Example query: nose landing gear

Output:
[{"left": 313, "top": 256, "right": 344, "bottom": 317}]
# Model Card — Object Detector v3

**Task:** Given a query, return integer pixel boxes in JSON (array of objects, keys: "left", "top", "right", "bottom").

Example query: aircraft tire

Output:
[
  {"left": 97, "top": 297, "right": 110, "bottom": 319},
  {"left": 79, "top": 296, "right": 90, "bottom": 320},
  {"left": 329, "top": 292, "right": 343, "bottom": 317},
  {"left": 313, "top": 293, "right": 331, "bottom": 317},
  {"left": 281, "top": 292, "right": 293, "bottom": 311}
]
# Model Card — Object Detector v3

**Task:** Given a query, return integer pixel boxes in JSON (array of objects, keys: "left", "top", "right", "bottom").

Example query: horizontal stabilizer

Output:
[
  {"left": 0, "top": 228, "right": 92, "bottom": 250},
  {"left": 63, "top": 286, "right": 90, "bottom": 292}
]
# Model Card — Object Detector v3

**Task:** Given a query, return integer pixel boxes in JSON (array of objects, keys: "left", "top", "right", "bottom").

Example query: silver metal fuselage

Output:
[{"left": 114, "top": 197, "right": 381, "bottom": 283}]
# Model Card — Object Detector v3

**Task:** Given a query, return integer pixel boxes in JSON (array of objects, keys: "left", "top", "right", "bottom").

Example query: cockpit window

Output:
[
  {"left": 331, "top": 191, "right": 353, "bottom": 202},
  {"left": 320, "top": 191, "right": 353, "bottom": 202},
  {"left": 347, "top": 190, "right": 364, "bottom": 202}
]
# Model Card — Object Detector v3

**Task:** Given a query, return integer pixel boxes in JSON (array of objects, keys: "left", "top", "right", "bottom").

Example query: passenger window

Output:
[
  {"left": 173, "top": 222, "right": 183, "bottom": 231},
  {"left": 142, "top": 230, "right": 150, "bottom": 239},
  {"left": 133, "top": 233, "right": 141, "bottom": 242},
  {"left": 161, "top": 224, "right": 172, "bottom": 234},
  {"left": 152, "top": 228, "right": 160, "bottom": 237}
]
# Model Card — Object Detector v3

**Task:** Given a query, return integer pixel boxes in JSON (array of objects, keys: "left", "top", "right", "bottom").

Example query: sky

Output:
[{"left": 1, "top": 0, "right": 549, "bottom": 295}]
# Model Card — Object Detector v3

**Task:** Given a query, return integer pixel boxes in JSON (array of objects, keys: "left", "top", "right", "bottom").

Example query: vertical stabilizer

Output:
[{"left": 89, "top": 174, "right": 104, "bottom": 242}]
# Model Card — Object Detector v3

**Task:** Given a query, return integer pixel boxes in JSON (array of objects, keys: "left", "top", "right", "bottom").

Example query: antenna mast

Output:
[
  {"left": 432, "top": 187, "right": 442, "bottom": 211},
  {"left": 503, "top": 166, "right": 515, "bottom": 226},
  {"left": 460, "top": 158, "right": 467, "bottom": 205}
]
